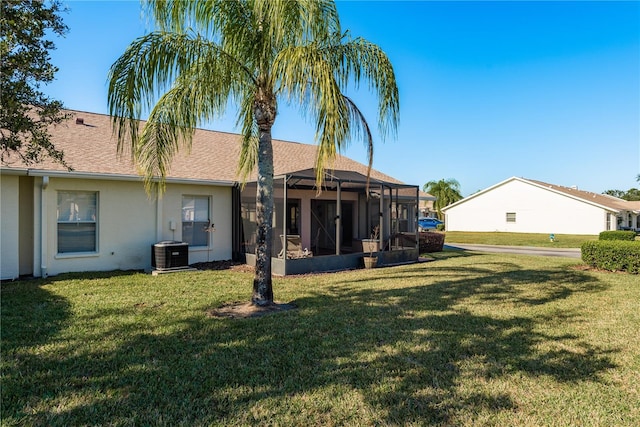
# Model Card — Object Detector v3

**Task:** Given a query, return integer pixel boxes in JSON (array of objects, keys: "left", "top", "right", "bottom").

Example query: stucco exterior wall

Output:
[
  {"left": 445, "top": 179, "right": 608, "bottom": 235},
  {"left": 18, "top": 176, "right": 34, "bottom": 275},
  {"left": 159, "top": 183, "right": 233, "bottom": 264},
  {"left": 30, "top": 177, "right": 232, "bottom": 277},
  {"left": 39, "top": 178, "right": 157, "bottom": 276},
  {"left": 1, "top": 175, "right": 20, "bottom": 280}
]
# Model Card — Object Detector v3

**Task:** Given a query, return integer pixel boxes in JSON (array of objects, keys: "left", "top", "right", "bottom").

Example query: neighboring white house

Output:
[
  {"left": 1, "top": 110, "right": 427, "bottom": 280},
  {"left": 442, "top": 176, "right": 640, "bottom": 235}
]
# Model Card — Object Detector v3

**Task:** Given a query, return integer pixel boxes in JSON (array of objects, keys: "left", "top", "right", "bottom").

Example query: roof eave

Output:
[{"left": 22, "top": 169, "right": 235, "bottom": 187}]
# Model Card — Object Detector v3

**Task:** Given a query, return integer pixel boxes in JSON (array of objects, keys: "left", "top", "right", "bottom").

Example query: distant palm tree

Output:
[
  {"left": 108, "top": 0, "right": 399, "bottom": 306},
  {"left": 423, "top": 178, "right": 463, "bottom": 220}
]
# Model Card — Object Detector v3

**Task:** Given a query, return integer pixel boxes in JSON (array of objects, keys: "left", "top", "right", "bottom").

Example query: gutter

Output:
[
  {"left": 40, "top": 176, "right": 49, "bottom": 278},
  {"left": 0, "top": 167, "right": 28, "bottom": 176},
  {"left": 24, "top": 169, "right": 235, "bottom": 187}
]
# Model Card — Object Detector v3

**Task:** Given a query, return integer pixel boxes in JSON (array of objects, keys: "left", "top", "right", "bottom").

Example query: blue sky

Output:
[{"left": 44, "top": 1, "right": 640, "bottom": 196}]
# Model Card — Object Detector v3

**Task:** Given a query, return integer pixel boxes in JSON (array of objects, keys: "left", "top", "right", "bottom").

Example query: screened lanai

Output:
[{"left": 237, "top": 168, "right": 421, "bottom": 275}]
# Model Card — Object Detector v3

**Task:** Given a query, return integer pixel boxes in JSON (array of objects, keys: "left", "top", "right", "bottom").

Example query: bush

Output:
[
  {"left": 419, "top": 231, "right": 445, "bottom": 253},
  {"left": 436, "top": 223, "right": 445, "bottom": 231},
  {"left": 581, "top": 241, "right": 640, "bottom": 274},
  {"left": 599, "top": 230, "right": 636, "bottom": 241}
]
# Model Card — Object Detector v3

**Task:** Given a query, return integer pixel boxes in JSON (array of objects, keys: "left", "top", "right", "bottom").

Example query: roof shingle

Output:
[
  {"left": 4, "top": 109, "right": 403, "bottom": 186},
  {"left": 526, "top": 178, "right": 634, "bottom": 212}
]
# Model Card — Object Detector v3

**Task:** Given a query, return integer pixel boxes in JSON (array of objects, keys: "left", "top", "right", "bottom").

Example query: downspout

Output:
[
  {"left": 40, "top": 176, "right": 49, "bottom": 278},
  {"left": 155, "top": 188, "right": 163, "bottom": 242}
]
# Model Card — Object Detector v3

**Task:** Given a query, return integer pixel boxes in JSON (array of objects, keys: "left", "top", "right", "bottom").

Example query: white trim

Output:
[
  {"left": 54, "top": 252, "right": 100, "bottom": 259},
  {"left": 1, "top": 168, "right": 235, "bottom": 187},
  {"left": 0, "top": 167, "right": 28, "bottom": 176}
]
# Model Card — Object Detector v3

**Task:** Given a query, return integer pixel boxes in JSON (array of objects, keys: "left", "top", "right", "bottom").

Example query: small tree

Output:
[
  {"left": 423, "top": 178, "right": 463, "bottom": 220},
  {"left": 603, "top": 188, "right": 640, "bottom": 201},
  {"left": 1, "top": 0, "right": 71, "bottom": 167}
]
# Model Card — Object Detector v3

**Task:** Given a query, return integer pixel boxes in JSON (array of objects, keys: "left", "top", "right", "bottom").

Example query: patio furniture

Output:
[{"left": 279, "top": 234, "right": 305, "bottom": 259}]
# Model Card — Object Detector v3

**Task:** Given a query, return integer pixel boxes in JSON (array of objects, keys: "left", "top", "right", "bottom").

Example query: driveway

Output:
[{"left": 444, "top": 243, "right": 581, "bottom": 259}]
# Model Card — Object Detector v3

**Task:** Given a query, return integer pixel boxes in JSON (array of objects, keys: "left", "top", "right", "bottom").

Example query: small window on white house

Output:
[
  {"left": 182, "top": 196, "right": 209, "bottom": 246},
  {"left": 506, "top": 212, "right": 516, "bottom": 223},
  {"left": 57, "top": 191, "right": 97, "bottom": 253}
]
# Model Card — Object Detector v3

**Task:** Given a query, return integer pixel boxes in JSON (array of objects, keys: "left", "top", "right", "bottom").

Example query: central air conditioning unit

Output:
[{"left": 151, "top": 241, "right": 189, "bottom": 270}]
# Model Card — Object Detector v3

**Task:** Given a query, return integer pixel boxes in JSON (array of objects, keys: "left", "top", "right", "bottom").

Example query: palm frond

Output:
[
  {"left": 108, "top": 30, "right": 257, "bottom": 194},
  {"left": 273, "top": 30, "right": 398, "bottom": 190},
  {"left": 235, "top": 94, "right": 260, "bottom": 185}
]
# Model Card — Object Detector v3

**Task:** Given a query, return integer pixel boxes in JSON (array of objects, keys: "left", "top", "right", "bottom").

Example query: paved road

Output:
[{"left": 444, "top": 243, "right": 582, "bottom": 259}]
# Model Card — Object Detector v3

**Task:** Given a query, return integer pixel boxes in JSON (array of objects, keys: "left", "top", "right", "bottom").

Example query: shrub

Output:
[
  {"left": 419, "top": 231, "right": 445, "bottom": 253},
  {"left": 581, "top": 241, "right": 640, "bottom": 274},
  {"left": 599, "top": 230, "right": 636, "bottom": 241},
  {"left": 436, "top": 223, "right": 445, "bottom": 231}
]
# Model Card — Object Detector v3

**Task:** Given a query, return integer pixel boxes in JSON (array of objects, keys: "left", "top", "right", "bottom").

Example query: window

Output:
[
  {"left": 506, "top": 212, "right": 516, "bottom": 223},
  {"left": 57, "top": 191, "right": 97, "bottom": 253},
  {"left": 182, "top": 196, "right": 209, "bottom": 246}
]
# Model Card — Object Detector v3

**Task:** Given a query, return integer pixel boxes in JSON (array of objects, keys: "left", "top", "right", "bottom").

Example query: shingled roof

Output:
[
  {"left": 2, "top": 109, "right": 403, "bottom": 186},
  {"left": 525, "top": 178, "right": 636, "bottom": 213}
]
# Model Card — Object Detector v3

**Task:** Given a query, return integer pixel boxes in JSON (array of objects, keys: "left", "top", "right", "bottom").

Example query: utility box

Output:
[{"left": 151, "top": 241, "right": 189, "bottom": 270}]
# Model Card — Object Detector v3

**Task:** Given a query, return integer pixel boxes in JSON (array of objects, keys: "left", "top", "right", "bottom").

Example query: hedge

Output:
[
  {"left": 599, "top": 230, "right": 636, "bottom": 241},
  {"left": 419, "top": 231, "right": 445, "bottom": 253},
  {"left": 581, "top": 240, "right": 640, "bottom": 274}
]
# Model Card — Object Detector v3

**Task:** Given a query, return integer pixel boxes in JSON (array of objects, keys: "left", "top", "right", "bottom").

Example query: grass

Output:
[
  {"left": 443, "top": 231, "right": 598, "bottom": 248},
  {"left": 2, "top": 252, "right": 639, "bottom": 426}
]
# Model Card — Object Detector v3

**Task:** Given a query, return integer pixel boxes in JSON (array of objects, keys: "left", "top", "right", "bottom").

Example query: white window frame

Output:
[
  {"left": 57, "top": 190, "right": 98, "bottom": 254},
  {"left": 182, "top": 195, "right": 210, "bottom": 247}
]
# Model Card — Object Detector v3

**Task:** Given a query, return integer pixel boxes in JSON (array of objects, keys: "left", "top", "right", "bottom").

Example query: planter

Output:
[
  {"left": 361, "top": 239, "right": 379, "bottom": 253},
  {"left": 363, "top": 256, "right": 378, "bottom": 269}
]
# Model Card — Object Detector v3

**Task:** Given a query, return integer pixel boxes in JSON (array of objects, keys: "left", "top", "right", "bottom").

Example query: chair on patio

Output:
[{"left": 278, "top": 234, "right": 303, "bottom": 259}]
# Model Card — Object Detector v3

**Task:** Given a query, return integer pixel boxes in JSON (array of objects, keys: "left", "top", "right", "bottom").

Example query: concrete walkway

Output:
[{"left": 444, "top": 243, "right": 582, "bottom": 259}]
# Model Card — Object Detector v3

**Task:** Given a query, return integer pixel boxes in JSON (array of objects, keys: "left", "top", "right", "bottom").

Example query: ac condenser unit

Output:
[{"left": 152, "top": 241, "right": 189, "bottom": 270}]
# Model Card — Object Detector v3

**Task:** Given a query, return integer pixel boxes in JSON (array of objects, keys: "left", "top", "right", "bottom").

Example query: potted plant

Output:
[{"left": 362, "top": 225, "right": 379, "bottom": 268}]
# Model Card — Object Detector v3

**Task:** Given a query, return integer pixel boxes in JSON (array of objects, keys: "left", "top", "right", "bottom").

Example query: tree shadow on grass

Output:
[
  {"left": 1, "top": 257, "right": 620, "bottom": 425},
  {"left": 1, "top": 280, "right": 72, "bottom": 420}
]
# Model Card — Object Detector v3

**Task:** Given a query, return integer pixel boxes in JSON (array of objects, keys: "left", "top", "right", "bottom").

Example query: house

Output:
[
  {"left": 418, "top": 191, "right": 437, "bottom": 218},
  {"left": 1, "top": 110, "right": 426, "bottom": 280},
  {"left": 442, "top": 176, "right": 640, "bottom": 235}
]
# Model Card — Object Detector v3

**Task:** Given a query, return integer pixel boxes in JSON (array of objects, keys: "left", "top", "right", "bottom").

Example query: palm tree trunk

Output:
[{"left": 252, "top": 103, "right": 275, "bottom": 306}]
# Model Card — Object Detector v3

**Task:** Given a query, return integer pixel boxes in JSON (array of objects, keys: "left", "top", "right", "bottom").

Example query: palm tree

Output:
[
  {"left": 107, "top": 0, "right": 399, "bottom": 306},
  {"left": 423, "top": 178, "right": 463, "bottom": 220}
]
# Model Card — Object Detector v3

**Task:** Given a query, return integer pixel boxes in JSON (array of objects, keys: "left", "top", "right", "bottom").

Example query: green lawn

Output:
[
  {"left": 444, "top": 231, "right": 598, "bottom": 248},
  {"left": 2, "top": 253, "right": 639, "bottom": 426}
]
